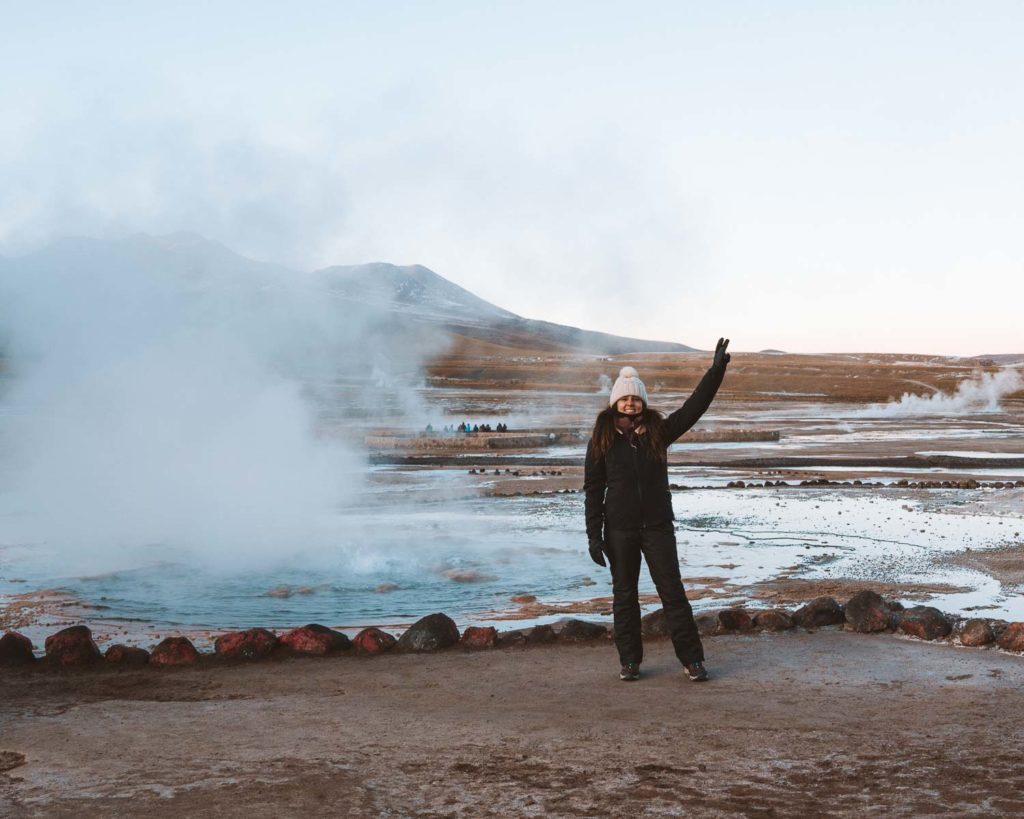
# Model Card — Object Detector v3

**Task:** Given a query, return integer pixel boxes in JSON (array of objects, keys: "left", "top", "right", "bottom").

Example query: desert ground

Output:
[
  {"left": 2, "top": 348, "right": 1023, "bottom": 816},
  {"left": 4, "top": 630, "right": 1024, "bottom": 818}
]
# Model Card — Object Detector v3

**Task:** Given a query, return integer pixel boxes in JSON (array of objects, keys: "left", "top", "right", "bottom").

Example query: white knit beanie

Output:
[{"left": 609, "top": 366, "right": 648, "bottom": 408}]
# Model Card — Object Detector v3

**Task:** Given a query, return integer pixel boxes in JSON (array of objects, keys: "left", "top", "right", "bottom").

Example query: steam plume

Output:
[
  {"left": 854, "top": 368, "right": 1023, "bottom": 417},
  {"left": 0, "top": 234, "right": 434, "bottom": 572}
]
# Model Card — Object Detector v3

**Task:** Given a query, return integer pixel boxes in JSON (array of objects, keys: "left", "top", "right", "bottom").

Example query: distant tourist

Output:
[{"left": 584, "top": 338, "right": 731, "bottom": 684}]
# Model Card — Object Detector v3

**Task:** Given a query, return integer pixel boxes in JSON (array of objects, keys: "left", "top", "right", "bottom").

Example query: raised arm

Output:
[{"left": 663, "top": 338, "right": 730, "bottom": 444}]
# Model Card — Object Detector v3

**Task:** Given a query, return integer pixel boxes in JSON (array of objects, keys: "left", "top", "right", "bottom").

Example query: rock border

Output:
[{"left": 3, "top": 592, "right": 1023, "bottom": 673}]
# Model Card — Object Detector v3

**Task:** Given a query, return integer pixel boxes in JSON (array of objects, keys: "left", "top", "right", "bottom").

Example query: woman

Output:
[{"left": 584, "top": 338, "right": 730, "bottom": 682}]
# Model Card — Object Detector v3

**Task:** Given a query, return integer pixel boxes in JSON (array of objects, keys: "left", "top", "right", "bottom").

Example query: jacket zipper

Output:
[{"left": 628, "top": 435, "right": 645, "bottom": 528}]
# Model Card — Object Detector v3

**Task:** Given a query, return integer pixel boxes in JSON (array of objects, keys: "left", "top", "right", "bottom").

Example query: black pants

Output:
[{"left": 605, "top": 522, "right": 704, "bottom": 666}]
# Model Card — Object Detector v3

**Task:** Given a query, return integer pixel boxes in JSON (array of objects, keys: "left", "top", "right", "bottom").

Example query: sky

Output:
[{"left": 1, "top": 1, "right": 1022, "bottom": 355}]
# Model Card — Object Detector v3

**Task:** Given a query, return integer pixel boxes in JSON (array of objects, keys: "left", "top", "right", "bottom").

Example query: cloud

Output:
[{"left": 0, "top": 101, "right": 352, "bottom": 267}]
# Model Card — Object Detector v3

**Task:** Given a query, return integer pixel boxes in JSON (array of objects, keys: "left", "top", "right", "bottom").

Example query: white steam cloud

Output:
[
  {"left": 853, "top": 369, "right": 1023, "bottom": 418},
  {"left": 0, "top": 234, "right": 438, "bottom": 573}
]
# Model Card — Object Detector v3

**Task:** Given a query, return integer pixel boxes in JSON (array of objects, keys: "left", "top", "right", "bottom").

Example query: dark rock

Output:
[
  {"left": 214, "top": 628, "right": 279, "bottom": 660},
  {"left": 793, "top": 597, "right": 845, "bottom": 628},
  {"left": 352, "top": 627, "right": 397, "bottom": 655},
  {"left": 898, "top": 607, "right": 952, "bottom": 641},
  {"left": 44, "top": 625, "right": 102, "bottom": 667},
  {"left": 959, "top": 619, "right": 995, "bottom": 647},
  {"left": 844, "top": 590, "right": 894, "bottom": 633},
  {"left": 558, "top": 619, "right": 608, "bottom": 642},
  {"left": 641, "top": 608, "right": 669, "bottom": 637},
  {"left": 695, "top": 611, "right": 721, "bottom": 636},
  {"left": 280, "top": 624, "right": 351, "bottom": 656},
  {"left": 996, "top": 622, "right": 1024, "bottom": 652},
  {"left": 460, "top": 626, "right": 498, "bottom": 649},
  {"left": 0, "top": 631, "right": 36, "bottom": 666},
  {"left": 754, "top": 609, "right": 794, "bottom": 632},
  {"left": 498, "top": 629, "right": 528, "bottom": 646},
  {"left": 104, "top": 644, "right": 150, "bottom": 666},
  {"left": 150, "top": 636, "right": 201, "bottom": 668},
  {"left": 718, "top": 608, "right": 754, "bottom": 632},
  {"left": 526, "top": 624, "right": 556, "bottom": 644},
  {"left": 396, "top": 613, "right": 460, "bottom": 652}
]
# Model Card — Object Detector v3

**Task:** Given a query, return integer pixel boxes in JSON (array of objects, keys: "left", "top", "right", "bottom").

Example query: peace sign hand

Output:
[{"left": 714, "top": 337, "right": 731, "bottom": 369}]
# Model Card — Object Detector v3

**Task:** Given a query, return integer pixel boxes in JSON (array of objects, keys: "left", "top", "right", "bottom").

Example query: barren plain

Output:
[{"left": 2, "top": 346, "right": 1024, "bottom": 817}]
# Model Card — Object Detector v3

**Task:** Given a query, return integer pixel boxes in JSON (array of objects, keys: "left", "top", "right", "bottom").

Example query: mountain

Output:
[
  {"left": 318, "top": 262, "right": 518, "bottom": 323},
  {"left": 972, "top": 354, "right": 1024, "bottom": 366},
  {"left": 0, "top": 233, "right": 696, "bottom": 355},
  {"left": 316, "top": 262, "right": 695, "bottom": 354}
]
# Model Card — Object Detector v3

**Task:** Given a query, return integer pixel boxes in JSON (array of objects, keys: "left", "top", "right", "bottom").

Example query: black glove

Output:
[
  {"left": 714, "top": 337, "right": 731, "bottom": 369},
  {"left": 588, "top": 539, "right": 607, "bottom": 567}
]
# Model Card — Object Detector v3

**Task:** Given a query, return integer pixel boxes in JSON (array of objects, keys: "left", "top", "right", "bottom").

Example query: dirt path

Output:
[{"left": 2, "top": 631, "right": 1024, "bottom": 818}]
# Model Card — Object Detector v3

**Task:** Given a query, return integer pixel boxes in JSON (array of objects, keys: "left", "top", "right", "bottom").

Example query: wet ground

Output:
[{"left": 2, "top": 386, "right": 1022, "bottom": 651}]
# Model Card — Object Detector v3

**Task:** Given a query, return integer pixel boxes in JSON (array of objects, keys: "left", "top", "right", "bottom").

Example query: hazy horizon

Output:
[
  {"left": 1, "top": 228, "right": 1020, "bottom": 359},
  {"left": 3, "top": 3, "right": 1023, "bottom": 355}
]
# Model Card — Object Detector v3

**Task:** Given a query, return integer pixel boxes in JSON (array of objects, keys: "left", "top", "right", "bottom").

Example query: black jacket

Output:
[{"left": 584, "top": 363, "right": 726, "bottom": 541}]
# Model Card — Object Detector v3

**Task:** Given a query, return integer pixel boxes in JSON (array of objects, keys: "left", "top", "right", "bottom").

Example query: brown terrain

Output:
[
  {"left": 3, "top": 346, "right": 1024, "bottom": 817},
  {"left": 429, "top": 339, "right": 1019, "bottom": 403},
  {"left": 3, "top": 631, "right": 1024, "bottom": 818}
]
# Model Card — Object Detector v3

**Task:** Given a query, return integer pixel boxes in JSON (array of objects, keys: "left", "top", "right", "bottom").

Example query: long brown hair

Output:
[{"left": 590, "top": 406, "right": 667, "bottom": 461}]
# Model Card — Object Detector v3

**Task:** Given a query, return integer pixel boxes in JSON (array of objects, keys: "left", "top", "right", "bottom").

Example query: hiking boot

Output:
[
  {"left": 619, "top": 662, "right": 640, "bottom": 681},
  {"left": 683, "top": 661, "right": 709, "bottom": 682}
]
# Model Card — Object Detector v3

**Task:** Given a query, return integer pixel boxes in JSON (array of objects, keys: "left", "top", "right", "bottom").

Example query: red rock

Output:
[
  {"left": 0, "top": 631, "right": 36, "bottom": 666},
  {"left": 149, "top": 636, "right": 201, "bottom": 668},
  {"left": 754, "top": 609, "right": 795, "bottom": 632},
  {"left": 718, "top": 609, "right": 754, "bottom": 632},
  {"left": 352, "top": 627, "right": 397, "bottom": 655},
  {"left": 104, "top": 644, "right": 151, "bottom": 666},
  {"left": 959, "top": 619, "right": 995, "bottom": 647},
  {"left": 279, "top": 624, "right": 351, "bottom": 656},
  {"left": 898, "top": 607, "right": 952, "bottom": 641},
  {"left": 844, "top": 590, "right": 893, "bottom": 633},
  {"left": 396, "top": 613, "right": 461, "bottom": 652},
  {"left": 460, "top": 626, "right": 498, "bottom": 649},
  {"left": 44, "top": 625, "right": 102, "bottom": 667},
  {"left": 996, "top": 622, "right": 1024, "bottom": 652},
  {"left": 214, "top": 628, "right": 279, "bottom": 660},
  {"left": 793, "top": 597, "right": 845, "bottom": 628}
]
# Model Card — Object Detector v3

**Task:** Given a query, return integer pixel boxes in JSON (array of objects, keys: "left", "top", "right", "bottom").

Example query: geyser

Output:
[
  {"left": 854, "top": 368, "right": 1023, "bottom": 418},
  {"left": 0, "top": 233, "right": 433, "bottom": 573}
]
